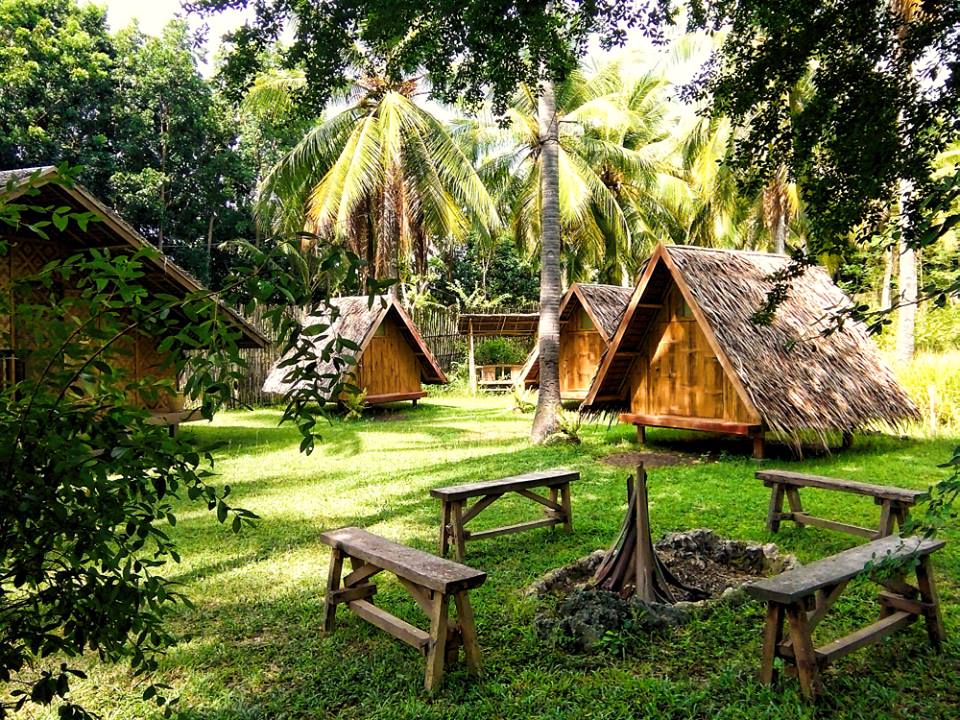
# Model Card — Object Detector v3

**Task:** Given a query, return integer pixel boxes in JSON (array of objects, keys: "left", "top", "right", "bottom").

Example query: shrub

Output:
[
  {"left": 474, "top": 337, "right": 530, "bottom": 365},
  {"left": 894, "top": 351, "right": 960, "bottom": 432}
]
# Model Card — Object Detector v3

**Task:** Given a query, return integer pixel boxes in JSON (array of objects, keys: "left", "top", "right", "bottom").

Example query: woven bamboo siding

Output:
[
  {"left": 629, "top": 286, "right": 753, "bottom": 423},
  {"left": 559, "top": 311, "right": 605, "bottom": 395},
  {"left": 357, "top": 315, "right": 422, "bottom": 398}
]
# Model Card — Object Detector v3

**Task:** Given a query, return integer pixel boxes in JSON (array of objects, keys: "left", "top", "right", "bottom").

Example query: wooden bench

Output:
[
  {"left": 431, "top": 468, "right": 578, "bottom": 561},
  {"left": 319, "top": 526, "right": 487, "bottom": 691},
  {"left": 758, "top": 470, "right": 925, "bottom": 539},
  {"left": 746, "top": 534, "right": 945, "bottom": 700}
]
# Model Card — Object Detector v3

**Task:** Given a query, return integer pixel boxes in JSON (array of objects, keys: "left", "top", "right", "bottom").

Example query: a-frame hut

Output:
[
  {"left": 262, "top": 296, "right": 446, "bottom": 405},
  {"left": 0, "top": 166, "right": 269, "bottom": 427},
  {"left": 583, "top": 244, "right": 920, "bottom": 457},
  {"left": 520, "top": 283, "right": 632, "bottom": 401}
]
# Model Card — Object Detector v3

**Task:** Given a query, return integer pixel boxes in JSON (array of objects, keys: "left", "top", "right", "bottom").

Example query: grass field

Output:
[{"left": 43, "top": 395, "right": 960, "bottom": 719}]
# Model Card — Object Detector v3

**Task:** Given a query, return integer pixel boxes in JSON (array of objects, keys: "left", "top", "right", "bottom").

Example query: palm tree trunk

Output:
[
  {"left": 880, "top": 246, "right": 893, "bottom": 310},
  {"left": 531, "top": 80, "right": 563, "bottom": 443}
]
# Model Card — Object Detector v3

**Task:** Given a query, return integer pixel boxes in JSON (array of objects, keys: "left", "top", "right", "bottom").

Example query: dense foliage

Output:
[
  {"left": 0, "top": 170, "right": 366, "bottom": 717},
  {"left": 0, "top": 0, "right": 267, "bottom": 286}
]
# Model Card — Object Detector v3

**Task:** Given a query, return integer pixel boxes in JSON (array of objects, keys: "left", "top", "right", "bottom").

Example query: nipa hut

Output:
[
  {"left": 262, "top": 296, "right": 446, "bottom": 405},
  {"left": 583, "top": 243, "right": 920, "bottom": 457},
  {"left": 0, "top": 166, "right": 269, "bottom": 428},
  {"left": 519, "top": 283, "right": 632, "bottom": 400}
]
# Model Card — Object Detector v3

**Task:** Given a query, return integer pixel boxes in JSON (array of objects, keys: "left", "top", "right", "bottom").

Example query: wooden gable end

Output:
[{"left": 356, "top": 311, "right": 424, "bottom": 400}]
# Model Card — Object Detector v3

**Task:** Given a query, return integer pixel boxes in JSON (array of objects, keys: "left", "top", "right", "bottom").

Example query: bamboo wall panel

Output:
[
  {"left": 357, "top": 315, "right": 422, "bottom": 398},
  {"left": 628, "top": 285, "right": 753, "bottom": 423},
  {"left": 559, "top": 322, "right": 605, "bottom": 395}
]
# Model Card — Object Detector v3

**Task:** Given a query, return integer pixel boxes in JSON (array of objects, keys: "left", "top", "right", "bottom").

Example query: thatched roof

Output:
[
  {"left": 0, "top": 166, "right": 268, "bottom": 348},
  {"left": 520, "top": 282, "right": 632, "bottom": 385},
  {"left": 584, "top": 244, "right": 920, "bottom": 436},
  {"left": 262, "top": 296, "right": 446, "bottom": 397},
  {"left": 458, "top": 313, "right": 540, "bottom": 337}
]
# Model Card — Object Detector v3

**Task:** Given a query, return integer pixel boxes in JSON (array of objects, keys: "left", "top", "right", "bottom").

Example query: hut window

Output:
[
  {"left": 578, "top": 309, "right": 595, "bottom": 330},
  {"left": 373, "top": 321, "right": 387, "bottom": 337},
  {"left": 679, "top": 298, "right": 693, "bottom": 318}
]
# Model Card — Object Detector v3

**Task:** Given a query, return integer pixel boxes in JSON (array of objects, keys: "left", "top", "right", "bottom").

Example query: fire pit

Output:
[{"left": 530, "top": 465, "right": 796, "bottom": 651}]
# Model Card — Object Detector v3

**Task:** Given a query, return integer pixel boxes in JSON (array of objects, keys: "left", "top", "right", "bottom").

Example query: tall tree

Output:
[
  {"left": 0, "top": 0, "right": 117, "bottom": 189},
  {"left": 110, "top": 21, "right": 253, "bottom": 285},
  {"left": 250, "top": 54, "right": 499, "bottom": 290}
]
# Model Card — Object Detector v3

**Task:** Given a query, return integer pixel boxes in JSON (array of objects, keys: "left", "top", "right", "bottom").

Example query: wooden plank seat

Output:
[
  {"left": 746, "top": 534, "right": 946, "bottom": 700},
  {"left": 430, "top": 468, "right": 578, "bottom": 561},
  {"left": 619, "top": 412, "right": 766, "bottom": 457},
  {"left": 319, "top": 526, "right": 487, "bottom": 691},
  {"left": 758, "top": 470, "right": 926, "bottom": 540}
]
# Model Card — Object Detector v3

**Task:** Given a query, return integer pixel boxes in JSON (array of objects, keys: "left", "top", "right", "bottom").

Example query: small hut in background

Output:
[
  {"left": 519, "top": 283, "right": 632, "bottom": 401},
  {"left": 457, "top": 312, "right": 539, "bottom": 393},
  {"left": 262, "top": 296, "right": 446, "bottom": 405},
  {"left": 0, "top": 166, "right": 269, "bottom": 428},
  {"left": 583, "top": 243, "right": 920, "bottom": 457}
]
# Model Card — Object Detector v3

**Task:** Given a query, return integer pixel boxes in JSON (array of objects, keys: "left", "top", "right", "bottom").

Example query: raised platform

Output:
[
  {"left": 619, "top": 412, "right": 766, "bottom": 457},
  {"left": 365, "top": 391, "right": 427, "bottom": 406}
]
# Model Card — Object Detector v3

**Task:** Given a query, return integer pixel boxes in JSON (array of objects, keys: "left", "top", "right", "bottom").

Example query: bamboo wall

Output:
[
  {"left": 558, "top": 309, "right": 605, "bottom": 397},
  {"left": 627, "top": 285, "right": 754, "bottom": 422},
  {"left": 357, "top": 315, "right": 422, "bottom": 398}
]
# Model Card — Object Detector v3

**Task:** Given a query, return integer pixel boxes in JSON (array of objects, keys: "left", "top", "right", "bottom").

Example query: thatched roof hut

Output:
[
  {"left": 520, "top": 283, "right": 632, "bottom": 399},
  {"left": 0, "top": 166, "right": 268, "bottom": 427},
  {"left": 583, "top": 243, "right": 919, "bottom": 455},
  {"left": 262, "top": 296, "right": 446, "bottom": 405}
]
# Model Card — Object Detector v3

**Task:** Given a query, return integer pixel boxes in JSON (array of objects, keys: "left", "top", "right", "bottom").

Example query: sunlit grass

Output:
[{"left": 29, "top": 394, "right": 960, "bottom": 719}]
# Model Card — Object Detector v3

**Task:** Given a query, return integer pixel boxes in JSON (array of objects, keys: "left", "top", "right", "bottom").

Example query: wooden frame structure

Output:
[
  {"left": 431, "top": 469, "right": 577, "bottom": 561},
  {"left": 0, "top": 167, "right": 269, "bottom": 429},
  {"left": 746, "top": 534, "right": 945, "bottom": 700},
  {"left": 320, "top": 526, "right": 486, "bottom": 691},
  {"left": 582, "top": 243, "right": 920, "bottom": 457},
  {"left": 519, "top": 283, "right": 632, "bottom": 401},
  {"left": 457, "top": 313, "right": 538, "bottom": 395},
  {"left": 759, "top": 470, "right": 924, "bottom": 539},
  {"left": 263, "top": 297, "right": 447, "bottom": 405}
]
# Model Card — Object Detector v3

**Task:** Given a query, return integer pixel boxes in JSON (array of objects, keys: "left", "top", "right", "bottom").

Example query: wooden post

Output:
[
  {"left": 915, "top": 555, "right": 945, "bottom": 649},
  {"left": 636, "top": 425, "right": 645, "bottom": 444},
  {"left": 323, "top": 547, "right": 344, "bottom": 634},
  {"left": 752, "top": 431, "right": 765, "bottom": 459},
  {"left": 424, "top": 591, "right": 449, "bottom": 691},
  {"left": 633, "top": 464, "right": 656, "bottom": 603},
  {"left": 784, "top": 602, "right": 822, "bottom": 700},
  {"left": 559, "top": 483, "right": 573, "bottom": 532},
  {"left": 766, "top": 484, "right": 785, "bottom": 533},
  {"left": 439, "top": 500, "right": 452, "bottom": 557},
  {"left": 759, "top": 602, "right": 784, "bottom": 685},
  {"left": 454, "top": 591, "right": 482, "bottom": 675},
  {"left": 468, "top": 320, "right": 477, "bottom": 396}
]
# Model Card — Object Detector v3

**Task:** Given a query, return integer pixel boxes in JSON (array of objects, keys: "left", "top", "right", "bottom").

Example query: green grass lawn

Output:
[{"left": 48, "top": 395, "right": 960, "bottom": 719}]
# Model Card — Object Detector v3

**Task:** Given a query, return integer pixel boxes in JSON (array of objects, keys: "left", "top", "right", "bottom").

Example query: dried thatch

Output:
[
  {"left": 1, "top": 166, "right": 268, "bottom": 348},
  {"left": 585, "top": 244, "right": 920, "bottom": 437},
  {"left": 261, "top": 296, "right": 445, "bottom": 398},
  {"left": 520, "top": 283, "right": 632, "bottom": 386}
]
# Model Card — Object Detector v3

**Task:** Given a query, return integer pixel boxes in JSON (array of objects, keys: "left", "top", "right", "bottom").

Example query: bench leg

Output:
[
  {"left": 451, "top": 501, "right": 467, "bottom": 562},
  {"left": 759, "top": 602, "right": 784, "bottom": 685},
  {"left": 766, "top": 484, "right": 785, "bottom": 533},
  {"left": 785, "top": 488, "right": 804, "bottom": 529},
  {"left": 439, "top": 501, "right": 452, "bottom": 557},
  {"left": 559, "top": 483, "right": 573, "bottom": 533},
  {"left": 916, "top": 555, "right": 945, "bottom": 650},
  {"left": 323, "top": 547, "right": 345, "bottom": 634},
  {"left": 785, "top": 601, "right": 822, "bottom": 700},
  {"left": 425, "top": 592, "right": 449, "bottom": 691},
  {"left": 454, "top": 591, "right": 482, "bottom": 675},
  {"left": 877, "top": 500, "right": 895, "bottom": 538}
]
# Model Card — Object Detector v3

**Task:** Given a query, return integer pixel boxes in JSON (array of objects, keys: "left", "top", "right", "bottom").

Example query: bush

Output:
[
  {"left": 916, "top": 303, "right": 960, "bottom": 353},
  {"left": 894, "top": 351, "right": 960, "bottom": 432},
  {"left": 474, "top": 337, "right": 531, "bottom": 365}
]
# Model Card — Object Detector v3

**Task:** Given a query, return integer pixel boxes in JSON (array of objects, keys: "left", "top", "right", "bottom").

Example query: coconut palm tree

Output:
[
  {"left": 472, "top": 63, "right": 675, "bottom": 287},
  {"left": 250, "top": 53, "right": 499, "bottom": 289}
]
